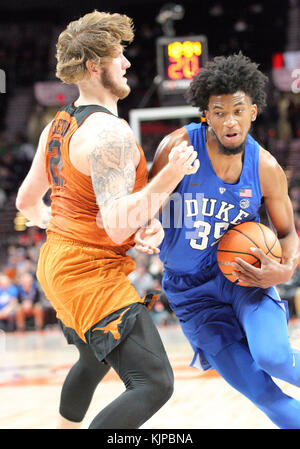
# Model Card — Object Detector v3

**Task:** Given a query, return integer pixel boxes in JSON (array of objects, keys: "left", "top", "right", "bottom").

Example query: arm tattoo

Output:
[{"left": 88, "top": 126, "right": 137, "bottom": 209}]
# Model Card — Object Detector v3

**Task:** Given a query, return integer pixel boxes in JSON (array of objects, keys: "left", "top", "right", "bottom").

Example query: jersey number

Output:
[
  {"left": 48, "top": 139, "right": 64, "bottom": 186},
  {"left": 189, "top": 220, "right": 229, "bottom": 250}
]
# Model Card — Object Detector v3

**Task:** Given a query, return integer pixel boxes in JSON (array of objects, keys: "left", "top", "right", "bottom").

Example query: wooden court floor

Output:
[{"left": 1, "top": 320, "right": 300, "bottom": 429}]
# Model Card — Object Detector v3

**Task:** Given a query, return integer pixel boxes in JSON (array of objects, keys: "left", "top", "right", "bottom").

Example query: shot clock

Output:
[{"left": 156, "top": 35, "right": 208, "bottom": 96}]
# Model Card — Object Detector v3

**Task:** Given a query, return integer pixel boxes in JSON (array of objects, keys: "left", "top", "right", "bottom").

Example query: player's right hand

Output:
[{"left": 167, "top": 141, "right": 200, "bottom": 177}]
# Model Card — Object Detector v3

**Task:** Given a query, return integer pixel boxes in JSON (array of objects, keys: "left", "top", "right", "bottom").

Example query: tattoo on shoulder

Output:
[{"left": 88, "top": 126, "right": 136, "bottom": 208}]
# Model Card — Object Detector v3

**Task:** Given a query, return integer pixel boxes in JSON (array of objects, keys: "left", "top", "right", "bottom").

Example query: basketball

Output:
[{"left": 217, "top": 222, "right": 282, "bottom": 287}]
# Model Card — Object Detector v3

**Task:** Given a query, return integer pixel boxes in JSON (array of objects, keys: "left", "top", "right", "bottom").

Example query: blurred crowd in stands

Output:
[
  {"left": 0, "top": 226, "right": 176, "bottom": 332},
  {"left": 0, "top": 2, "right": 299, "bottom": 332},
  {"left": 0, "top": 132, "right": 34, "bottom": 209},
  {"left": 0, "top": 227, "right": 55, "bottom": 332}
]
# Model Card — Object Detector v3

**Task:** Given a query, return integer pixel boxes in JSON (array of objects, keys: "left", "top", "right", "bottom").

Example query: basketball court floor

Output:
[{"left": 1, "top": 319, "right": 300, "bottom": 429}]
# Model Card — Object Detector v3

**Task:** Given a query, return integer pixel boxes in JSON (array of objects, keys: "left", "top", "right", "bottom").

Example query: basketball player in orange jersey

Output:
[
  {"left": 15, "top": 11, "right": 199, "bottom": 429},
  {"left": 136, "top": 53, "right": 300, "bottom": 428}
]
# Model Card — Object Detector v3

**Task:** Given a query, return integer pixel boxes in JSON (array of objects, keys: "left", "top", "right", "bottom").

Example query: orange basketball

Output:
[{"left": 217, "top": 221, "right": 282, "bottom": 287}]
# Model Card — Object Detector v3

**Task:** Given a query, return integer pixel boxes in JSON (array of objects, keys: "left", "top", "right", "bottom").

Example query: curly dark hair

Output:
[{"left": 185, "top": 52, "right": 268, "bottom": 116}]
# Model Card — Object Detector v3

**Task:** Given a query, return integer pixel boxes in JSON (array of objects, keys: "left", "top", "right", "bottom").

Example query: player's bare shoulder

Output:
[
  {"left": 84, "top": 112, "right": 139, "bottom": 208},
  {"left": 33, "top": 121, "right": 53, "bottom": 162},
  {"left": 39, "top": 121, "right": 53, "bottom": 148},
  {"left": 149, "top": 127, "right": 189, "bottom": 179},
  {"left": 258, "top": 145, "right": 288, "bottom": 196},
  {"left": 70, "top": 111, "right": 139, "bottom": 177},
  {"left": 85, "top": 112, "right": 136, "bottom": 152},
  {"left": 156, "top": 126, "right": 189, "bottom": 157}
]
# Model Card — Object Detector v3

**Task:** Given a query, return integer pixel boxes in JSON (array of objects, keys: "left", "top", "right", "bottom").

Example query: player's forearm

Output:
[
  {"left": 279, "top": 230, "right": 300, "bottom": 282},
  {"left": 101, "top": 164, "right": 183, "bottom": 244}
]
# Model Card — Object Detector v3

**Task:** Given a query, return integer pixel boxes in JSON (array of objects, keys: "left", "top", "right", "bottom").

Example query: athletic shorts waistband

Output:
[{"left": 46, "top": 231, "right": 128, "bottom": 255}]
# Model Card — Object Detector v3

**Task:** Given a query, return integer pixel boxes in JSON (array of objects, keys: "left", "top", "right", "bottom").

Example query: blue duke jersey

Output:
[
  {"left": 159, "top": 122, "right": 262, "bottom": 274},
  {"left": 158, "top": 122, "right": 287, "bottom": 371}
]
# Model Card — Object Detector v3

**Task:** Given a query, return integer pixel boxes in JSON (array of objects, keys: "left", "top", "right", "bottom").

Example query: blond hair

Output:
[{"left": 56, "top": 10, "right": 134, "bottom": 84}]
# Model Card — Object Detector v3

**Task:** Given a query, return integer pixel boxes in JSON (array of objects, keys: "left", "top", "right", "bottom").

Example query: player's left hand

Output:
[
  {"left": 134, "top": 218, "right": 164, "bottom": 255},
  {"left": 232, "top": 246, "right": 290, "bottom": 288}
]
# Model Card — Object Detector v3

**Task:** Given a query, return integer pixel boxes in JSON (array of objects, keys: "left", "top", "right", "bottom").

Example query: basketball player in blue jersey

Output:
[{"left": 135, "top": 53, "right": 300, "bottom": 428}]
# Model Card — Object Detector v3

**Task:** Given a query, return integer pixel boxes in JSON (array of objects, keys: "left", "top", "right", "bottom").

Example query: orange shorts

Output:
[{"left": 36, "top": 232, "right": 143, "bottom": 341}]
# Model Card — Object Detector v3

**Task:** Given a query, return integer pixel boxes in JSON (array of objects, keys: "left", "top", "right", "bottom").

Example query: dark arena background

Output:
[{"left": 0, "top": 0, "right": 299, "bottom": 430}]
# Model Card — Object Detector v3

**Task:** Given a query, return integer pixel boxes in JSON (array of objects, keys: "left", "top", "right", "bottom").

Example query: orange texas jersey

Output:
[{"left": 44, "top": 104, "right": 148, "bottom": 253}]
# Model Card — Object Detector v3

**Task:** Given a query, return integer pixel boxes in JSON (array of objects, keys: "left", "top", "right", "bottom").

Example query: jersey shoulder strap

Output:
[{"left": 60, "top": 104, "right": 117, "bottom": 128}]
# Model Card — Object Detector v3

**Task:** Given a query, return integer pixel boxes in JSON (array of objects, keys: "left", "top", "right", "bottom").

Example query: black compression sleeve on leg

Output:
[
  {"left": 89, "top": 306, "right": 174, "bottom": 429},
  {"left": 59, "top": 342, "right": 110, "bottom": 422}
]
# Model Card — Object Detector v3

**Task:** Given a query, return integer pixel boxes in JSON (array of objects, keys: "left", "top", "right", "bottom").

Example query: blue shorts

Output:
[{"left": 162, "top": 261, "right": 289, "bottom": 371}]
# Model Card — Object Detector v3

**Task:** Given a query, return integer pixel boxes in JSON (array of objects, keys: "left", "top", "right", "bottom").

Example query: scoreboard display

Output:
[
  {"left": 156, "top": 35, "right": 208, "bottom": 96},
  {"left": 272, "top": 51, "right": 300, "bottom": 93}
]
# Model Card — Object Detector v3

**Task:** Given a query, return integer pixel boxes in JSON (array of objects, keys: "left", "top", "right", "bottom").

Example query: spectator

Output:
[
  {"left": 148, "top": 254, "right": 164, "bottom": 282},
  {"left": 0, "top": 273, "right": 18, "bottom": 331},
  {"left": 18, "top": 227, "right": 44, "bottom": 248},
  {"left": 288, "top": 96, "right": 299, "bottom": 139},
  {"left": 128, "top": 264, "right": 154, "bottom": 298},
  {"left": 12, "top": 131, "right": 36, "bottom": 171},
  {"left": 15, "top": 272, "right": 45, "bottom": 331},
  {"left": 277, "top": 211, "right": 300, "bottom": 319},
  {"left": 0, "top": 186, "right": 6, "bottom": 210},
  {"left": 277, "top": 269, "right": 300, "bottom": 319},
  {"left": 149, "top": 279, "right": 177, "bottom": 327},
  {"left": 150, "top": 296, "right": 170, "bottom": 326}
]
